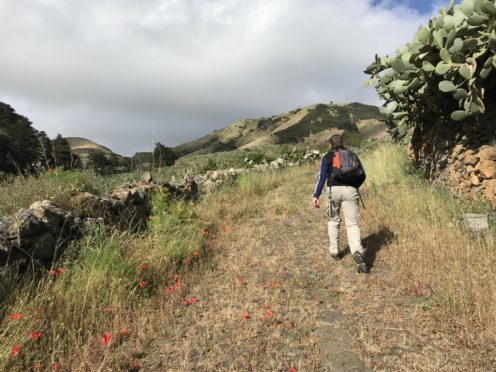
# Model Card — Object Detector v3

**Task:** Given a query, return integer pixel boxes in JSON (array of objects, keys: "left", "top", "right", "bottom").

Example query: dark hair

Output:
[{"left": 329, "top": 134, "right": 344, "bottom": 148}]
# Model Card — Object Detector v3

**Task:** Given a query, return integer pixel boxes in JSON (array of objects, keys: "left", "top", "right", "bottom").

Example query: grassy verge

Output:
[
  {"left": 347, "top": 144, "right": 496, "bottom": 369},
  {"left": 0, "top": 190, "right": 208, "bottom": 370}
]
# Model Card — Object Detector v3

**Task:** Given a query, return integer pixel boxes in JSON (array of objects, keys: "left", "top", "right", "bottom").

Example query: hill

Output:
[
  {"left": 174, "top": 102, "right": 385, "bottom": 157},
  {"left": 65, "top": 137, "right": 117, "bottom": 156}
]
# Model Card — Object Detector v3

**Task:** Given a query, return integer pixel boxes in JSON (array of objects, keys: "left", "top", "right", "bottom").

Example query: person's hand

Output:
[{"left": 313, "top": 197, "right": 320, "bottom": 208}]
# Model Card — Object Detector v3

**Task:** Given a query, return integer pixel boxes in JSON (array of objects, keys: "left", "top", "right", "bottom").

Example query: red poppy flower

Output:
[
  {"left": 175, "top": 282, "right": 181, "bottom": 289},
  {"left": 288, "top": 368, "right": 296, "bottom": 372},
  {"left": 242, "top": 313, "right": 251, "bottom": 320},
  {"left": 51, "top": 363, "right": 61, "bottom": 370},
  {"left": 138, "top": 264, "right": 149, "bottom": 271},
  {"left": 188, "top": 297, "right": 197, "bottom": 304},
  {"left": 235, "top": 276, "right": 246, "bottom": 285},
  {"left": 193, "top": 251, "right": 199, "bottom": 257},
  {"left": 264, "top": 310, "right": 272, "bottom": 319},
  {"left": 138, "top": 281, "right": 145, "bottom": 287},
  {"left": 263, "top": 304, "right": 271, "bottom": 310},
  {"left": 11, "top": 346, "right": 21, "bottom": 357},
  {"left": 10, "top": 313, "right": 21, "bottom": 320},
  {"left": 118, "top": 327, "right": 128, "bottom": 335},
  {"left": 100, "top": 332, "right": 112, "bottom": 345},
  {"left": 181, "top": 300, "right": 189, "bottom": 306},
  {"left": 166, "top": 287, "right": 174, "bottom": 294},
  {"left": 104, "top": 307, "right": 113, "bottom": 313},
  {"left": 29, "top": 331, "right": 42, "bottom": 340},
  {"left": 172, "top": 274, "right": 181, "bottom": 281},
  {"left": 49, "top": 268, "right": 65, "bottom": 276}
]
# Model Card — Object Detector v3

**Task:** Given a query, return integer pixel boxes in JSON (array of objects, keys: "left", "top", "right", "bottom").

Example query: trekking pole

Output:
[{"left": 358, "top": 189, "right": 365, "bottom": 209}]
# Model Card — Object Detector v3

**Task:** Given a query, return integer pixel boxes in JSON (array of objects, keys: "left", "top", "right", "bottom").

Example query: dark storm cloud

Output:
[{"left": 0, "top": 0, "right": 429, "bottom": 155}]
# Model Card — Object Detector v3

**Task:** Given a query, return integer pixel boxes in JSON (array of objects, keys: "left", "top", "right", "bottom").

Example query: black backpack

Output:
[{"left": 325, "top": 148, "right": 366, "bottom": 188}]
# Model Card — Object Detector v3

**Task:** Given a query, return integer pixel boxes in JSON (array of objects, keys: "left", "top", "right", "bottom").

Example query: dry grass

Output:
[
  {"left": 0, "top": 143, "right": 495, "bottom": 371},
  {"left": 319, "top": 144, "right": 496, "bottom": 370}
]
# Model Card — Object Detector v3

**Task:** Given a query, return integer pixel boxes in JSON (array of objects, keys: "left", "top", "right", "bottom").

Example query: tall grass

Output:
[
  {"left": 361, "top": 144, "right": 495, "bottom": 341},
  {"left": 0, "top": 192, "right": 207, "bottom": 370}
]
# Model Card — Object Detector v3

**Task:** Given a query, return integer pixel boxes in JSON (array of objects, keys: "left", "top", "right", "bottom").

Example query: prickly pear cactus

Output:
[{"left": 364, "top": 0, "right": 496, "bottom": 143}]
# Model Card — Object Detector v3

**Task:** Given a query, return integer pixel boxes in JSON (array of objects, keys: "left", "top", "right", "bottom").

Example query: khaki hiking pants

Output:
[{"left": 326, "top": 186, "right": 364, "bottom": 256}]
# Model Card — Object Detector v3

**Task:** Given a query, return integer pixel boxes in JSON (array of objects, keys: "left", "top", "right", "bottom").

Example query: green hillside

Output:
[{"left": 174, "top": 102, "right": 385, "bottom": 157}]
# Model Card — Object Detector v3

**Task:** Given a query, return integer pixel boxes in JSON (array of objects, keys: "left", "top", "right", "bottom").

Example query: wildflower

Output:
[
  {"left": 242, "top": 313, "right": 251, "bottom": 320},
  {"left": 188, "top": 297, "right": 197, "bottom": 305},
  {"left": 193, "top": 251, "right": 199, "bottom": 257},
  {"left": 10, "top": 313, "right": 21, "bottom": 320},
  {"left": 49, "top": 268, "right": 65, "bottom": 276},
  {"left": 11, "top": 346, "right": 21, "bottom": 357},
  {"left": 29, "top": 331, "right": 42, "bottom": 340},
  {"left": 166, "top": 287, "right": 174, "bottom": 294},
  {"left": 36, "top": 307, "right": 44, "bottom": 313},
  {"left": 183, "top": 258, "right": 190, "bottom": 264},
  {"left": 51, "top": 363, "right": 61, "bottom": 370},
  {"left": 263, "top": 304, "right": 271, "bottom": 310},
  {"left": 175, "top": 282, "right": 181, "bottom": 289},
  {"left": 181, "top": 300, "right": 190, "bottom": 306},
  {"left": 172, "top": 274, "right": 181, "bottom": 281},
  {"left": 289, "top": 368, "right": 296, "bottom": 372},
  {"left": 264, "top": 309, "right": 272, "bottom": 320},
  {"left": 266, "top": 281, "right": 280, "bottom": 288},
  {"left": 221, "top": 226, "right": 231, "bottom": 233},
  {"left": 138, "top": 264, "right": 149, "bottom": 271},
  {"left": 100, "top": 332, "right": 112, "bottom": 345},
  {"left": 48, "top": 167, "right": 54, "bottom": 174},
  {"left": 138, "top": 281, "right": 145, "bottom": 287},
  {"left": 118, "top": 327, "right": 128, "bottom": 335},
  {"left": 203, "top": 228, "right": 210, "bottom": 236},
  {"left": 104, "top": 307, "right": 113, "bottom": 313},
  {"left": 235, "top": 276, "right": 246, "bottom": 285}
]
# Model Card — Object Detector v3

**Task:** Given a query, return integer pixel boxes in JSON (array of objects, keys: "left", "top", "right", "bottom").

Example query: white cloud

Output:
[{"left": 0, "top": 0, "right": 430, "bottom": 155}]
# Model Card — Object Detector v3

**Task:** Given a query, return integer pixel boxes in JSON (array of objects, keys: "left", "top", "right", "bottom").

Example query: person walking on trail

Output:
[{"left": 312, "top": 134, "right": 368, "bottom": 273}]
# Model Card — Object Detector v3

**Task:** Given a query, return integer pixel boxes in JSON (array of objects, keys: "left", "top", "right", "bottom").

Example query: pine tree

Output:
[
  {"left": 152, "top": 142, "right": 177, "bottom": 168},
  {"left": 52, "top": 134, "right": 72, "bottom": 169}
]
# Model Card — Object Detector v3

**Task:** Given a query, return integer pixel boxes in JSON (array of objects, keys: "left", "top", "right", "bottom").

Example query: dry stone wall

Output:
[
  {"left": 0, "top": 151, "right": 322, "bottom": 271},
  {"left": 408, "top": 100, "right": 496, "bottom": 209}
]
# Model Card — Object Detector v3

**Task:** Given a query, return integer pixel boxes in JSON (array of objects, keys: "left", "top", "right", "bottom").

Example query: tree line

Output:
[{"left": 0, "top": 102, "right": 177, "bottom": 176}]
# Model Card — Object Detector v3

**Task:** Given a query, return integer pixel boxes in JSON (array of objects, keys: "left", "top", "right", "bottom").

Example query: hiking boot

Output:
[{"left": 353, "top": 252, "right": 369, "bottom": 274}]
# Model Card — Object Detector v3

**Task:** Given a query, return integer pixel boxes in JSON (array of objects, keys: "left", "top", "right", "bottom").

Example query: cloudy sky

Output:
[{"left": 0, "top": 0, "right": 455, "bottom": 155}]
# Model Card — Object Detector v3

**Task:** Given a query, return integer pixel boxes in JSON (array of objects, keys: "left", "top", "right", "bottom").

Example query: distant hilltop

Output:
[{"left": 173, "top": 102, "right": 386, "bottom": 157}]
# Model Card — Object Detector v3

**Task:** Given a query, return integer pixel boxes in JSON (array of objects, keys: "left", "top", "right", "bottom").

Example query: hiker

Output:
[{"left": 312, "top": 134, "right": 368, "bottom": 273}]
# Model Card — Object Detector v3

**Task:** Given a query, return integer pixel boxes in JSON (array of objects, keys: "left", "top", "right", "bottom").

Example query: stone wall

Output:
[
  {"left": 408, "top": 98, "right": 496, "bottom": 209},
  {"left": 0, "top": 177, "right": 198, "bottom": 270},
  {"left": 0, "top": 150, "right": 322, "bottom": 271}
]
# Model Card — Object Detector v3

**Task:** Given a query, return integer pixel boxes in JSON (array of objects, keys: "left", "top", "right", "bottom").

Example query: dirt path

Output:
[{"left": 141, "top": 168, "right": 374, "bottom": 371}]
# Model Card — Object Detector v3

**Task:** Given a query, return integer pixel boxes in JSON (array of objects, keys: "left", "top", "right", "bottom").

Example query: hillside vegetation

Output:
[
  {"left": 0, "top": 141, "right": 494, "bottom": 370},
  {"left": 173, "top": 102, "right": 385, "bottom": 157}
]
